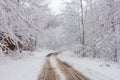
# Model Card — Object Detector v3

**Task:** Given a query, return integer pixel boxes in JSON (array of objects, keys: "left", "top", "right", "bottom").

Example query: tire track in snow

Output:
[
  {"left": 56, "top": 57, "right": 90, "bottom": 80},
  {"left": 38, "top": 54, "right": 60, "bottom": 80},
  {"left": 50, "top": 56, "right": 66, "bottom": 80}
]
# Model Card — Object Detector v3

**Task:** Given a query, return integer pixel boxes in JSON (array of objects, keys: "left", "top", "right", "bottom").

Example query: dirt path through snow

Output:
[{"left": 38, "top": 52, "right": 90, "bottom": 80}]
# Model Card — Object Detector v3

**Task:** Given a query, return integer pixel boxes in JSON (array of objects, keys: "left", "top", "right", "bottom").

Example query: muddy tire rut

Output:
[
  {"left": 38, "top": 52, "right": 90, "bottom": 80},
  {"left": 38, "top": 56, "right": 60, "bottom": 80},
  {"left": 56, "top": 58, "right": 89, "bottom": 80}
]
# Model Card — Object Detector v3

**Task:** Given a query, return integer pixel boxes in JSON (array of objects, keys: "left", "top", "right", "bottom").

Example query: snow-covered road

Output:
[{"left": 0, "top": 50, "right": 120, "bottom": 80}]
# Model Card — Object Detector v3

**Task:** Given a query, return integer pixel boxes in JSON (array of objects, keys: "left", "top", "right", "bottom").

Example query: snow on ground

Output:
[
  {"left": 0, "top": 49, "right": 53, "bottom": 80},
  {"left": 59, "top": 51, "right": 120, "bottom": 80},
  {"left": 0, "top": 49, "right": 119, "bottom": 80}
]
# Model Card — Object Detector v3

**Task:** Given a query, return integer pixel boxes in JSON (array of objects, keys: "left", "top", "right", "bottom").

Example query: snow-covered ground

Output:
[
  {"left": 0, "top": 49, "right": 53, "bottom": 80},
  {"left": 59, "top": 51, "right": 120, "bottom": 80}
]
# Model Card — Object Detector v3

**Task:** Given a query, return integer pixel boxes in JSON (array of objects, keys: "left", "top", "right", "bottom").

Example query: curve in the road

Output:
[{"left": 38, "top": 52, "right": 90, "bottom": 80}]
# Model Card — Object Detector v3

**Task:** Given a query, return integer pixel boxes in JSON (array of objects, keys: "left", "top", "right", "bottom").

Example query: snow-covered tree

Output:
[
  {"left": 0, "top": 0, "right": 50, "bottom": 53},
  {"left": 61, "top": 0, "right": 120, "bottom": 61}
]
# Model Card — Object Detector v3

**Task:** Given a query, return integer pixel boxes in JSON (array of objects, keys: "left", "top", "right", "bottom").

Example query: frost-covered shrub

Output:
[{"left": 71, "top": 44, "right": 94, "bottom": 57}]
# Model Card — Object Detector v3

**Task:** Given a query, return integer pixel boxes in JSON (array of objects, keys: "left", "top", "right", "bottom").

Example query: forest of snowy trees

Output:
[{"left": 0, "top": 0, "right": 120, "bottom": 62}]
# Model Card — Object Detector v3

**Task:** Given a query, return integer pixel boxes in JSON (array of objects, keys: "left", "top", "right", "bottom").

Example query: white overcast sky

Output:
[
  {"left": 49, "top": 0, "right": 65, "bottom": 15},
  {"left": 48, "top": 0, "right": 87, "bottom": 15}
]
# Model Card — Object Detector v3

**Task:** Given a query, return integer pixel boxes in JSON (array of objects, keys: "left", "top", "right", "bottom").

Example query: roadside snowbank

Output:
[{"left": 0, "top": 49, "right": 53, "bottom": 80}]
